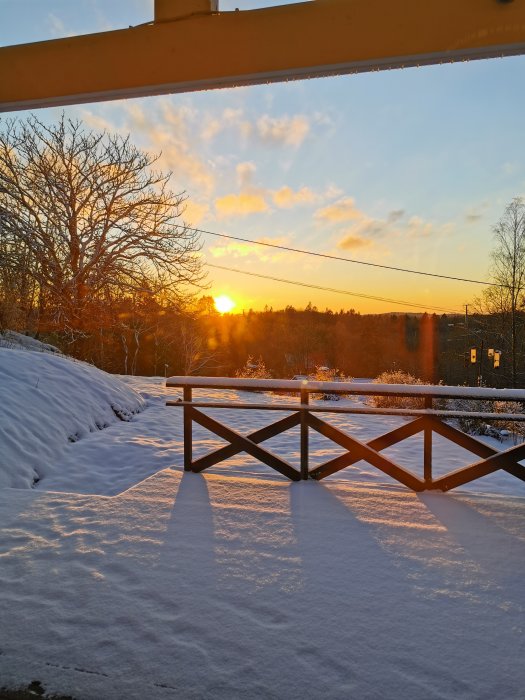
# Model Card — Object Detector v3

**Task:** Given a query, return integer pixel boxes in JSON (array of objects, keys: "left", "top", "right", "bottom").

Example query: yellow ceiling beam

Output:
[{"left": 1, "top": 0, "right": 525, "bottom": 112}]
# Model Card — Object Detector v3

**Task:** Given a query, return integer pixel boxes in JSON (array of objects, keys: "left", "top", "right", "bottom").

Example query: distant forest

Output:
[
  {"left": 11, "top": 298, "right": 519, "bottom": 388},
  {"left": 148, "top": 302, "right": 522, "bottom": 388}
]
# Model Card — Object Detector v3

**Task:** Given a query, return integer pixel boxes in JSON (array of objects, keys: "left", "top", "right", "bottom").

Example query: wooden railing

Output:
[{"left": 166, "top": 377, "right": 525, "bottom": 492}]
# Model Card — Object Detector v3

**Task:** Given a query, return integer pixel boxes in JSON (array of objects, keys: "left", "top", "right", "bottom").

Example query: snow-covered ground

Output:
[
  {"left": 0, "top": 346, "right": 524, "bottom": 698},
  {"left": 0, "top": 348, "right": 144, "bottom": 489}
]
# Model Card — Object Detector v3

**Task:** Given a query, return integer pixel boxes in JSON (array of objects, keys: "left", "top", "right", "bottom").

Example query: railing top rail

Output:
[{"left": 166, "top": 376, "right": 525, "bottom": 401}]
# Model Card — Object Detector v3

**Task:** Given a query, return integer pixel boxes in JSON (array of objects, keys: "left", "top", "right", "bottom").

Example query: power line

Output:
[
  {"left": 192, "top": 226, "right": 503, "bottom": 288},
  {"left": 207, "top": 263, "right": 463, "bottom": 314}
]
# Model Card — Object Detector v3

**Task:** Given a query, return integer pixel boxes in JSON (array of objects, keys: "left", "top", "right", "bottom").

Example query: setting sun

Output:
[{"left": 214, "top": 294, "right": 236, "bottom": 314}]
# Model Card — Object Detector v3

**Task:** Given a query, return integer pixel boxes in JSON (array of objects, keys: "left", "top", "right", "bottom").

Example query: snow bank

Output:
[
  {"left": 0, "top": 348, "right": 145, "bottom": 489},
  {"left": 0, "top": 329, "right": 61, "bottom": 354}
]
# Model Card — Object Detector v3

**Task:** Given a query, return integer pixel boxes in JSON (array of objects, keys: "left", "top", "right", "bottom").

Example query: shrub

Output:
[
  {"left": 309, "top": 366, "right": 351, "bottom": 400},
  {"left": 492, "top": 401, "right": 525, "bottom": 443},
  {"left": 369, "top": 370, "right": 427, "bottom": 409},
  {"left": 235, "top": 355, "right": 272, "bottom": 380},
  {"left": 449, "top": 395, "right": 493, "bottom": 435},
  {"left": 450, "top": 396, "right": 525, "bottom": 442}
]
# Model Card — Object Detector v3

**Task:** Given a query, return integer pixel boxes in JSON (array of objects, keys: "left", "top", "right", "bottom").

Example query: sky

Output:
[{"left": 2, "top": 0, "right": 525, "bottom": 315}]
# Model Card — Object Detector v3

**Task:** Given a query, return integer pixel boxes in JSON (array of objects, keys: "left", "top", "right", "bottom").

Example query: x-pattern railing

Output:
[{"left": 166, "top": 377, "right": 525, "bottom": 492}]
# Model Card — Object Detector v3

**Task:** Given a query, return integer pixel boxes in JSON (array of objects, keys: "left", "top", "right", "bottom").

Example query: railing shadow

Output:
[
  {"left": 287, "top": 480, "right": 442, "bottom": 695},
  {"left": 289, "top": 480, "right": 525, "bottom": 697},
  {"left": 419, "top": 491, "right": 525, "bottom": 609},
  {"left": 158, "top": 470, "right": 218, "bottom": 585}
]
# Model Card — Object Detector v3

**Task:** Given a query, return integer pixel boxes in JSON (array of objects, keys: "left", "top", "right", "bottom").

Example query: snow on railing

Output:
[{"left": 166, "top": 377, "right": 525, "bottom": 492}]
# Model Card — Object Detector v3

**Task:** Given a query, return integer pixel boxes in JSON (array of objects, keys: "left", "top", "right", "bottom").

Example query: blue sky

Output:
[{"left": 2, "top": 0, "right": 525, "bottom": 313}]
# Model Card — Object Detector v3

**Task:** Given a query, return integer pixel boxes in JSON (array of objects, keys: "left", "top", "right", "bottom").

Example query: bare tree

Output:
[
  {"left": 479, "top": 198, "right": 525, "bottom": 387},
  {"left": 0, "top": 114, "right": 205, "bottom": 338},
  {"left": 180, "top": 322, "right": 220, "bottom": 376}
]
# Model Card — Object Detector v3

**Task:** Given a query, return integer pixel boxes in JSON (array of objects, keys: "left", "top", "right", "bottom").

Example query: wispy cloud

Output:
[
  {"left": 464, "top": 201, "right": 490, "bottom": 224},
  {"left": 387, "top": 209, "right": 405, "bottom": 223},
  {"left": 209, "top": 235, "right": 298, "bottom": 264},
  {"left": 338, "top": 234, "right": 374, "bottom": 251},
  {"left": 315, "top": 197, "right": 363, "bottom": 223},
  {"left": 236, "top": 162, "right": 257, "bottom": 189},
  {"left": 501, "top": 161, "right": 520, "bottom": 176},
  {"left": 201, "top": 108, "right": 252, "bottom": 141},
  {"left": 82, "top": 101, "right": 215, "bottom": 196},
  {"left": 181, "top": 200, "right": 210, "bottom": 227},
  {"left": 328, "top": 201, "right": 448, "bottom": 255},
  {"left": 406, "top": 216, "right": 433, "bottom": 238},
  {"left": 215, "top": 161, "right": 339, "bottom": 218},
  {"left": 256, "top": 114, "right": 310, "bottom": 147},
  {"left": 47, "top": 13, "right": 69, "bottom": 37},
  {"left": 272, "top": 186, "right": 318, "bottom": 208},
  {"left": 200, "top": 109, "right": 317, "bottom": 149},
  {"left": 215, "top": 193, "right": 269, "bottom": 218}
]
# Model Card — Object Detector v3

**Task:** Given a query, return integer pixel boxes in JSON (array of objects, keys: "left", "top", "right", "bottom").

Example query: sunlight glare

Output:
[{"left": 214, "top": 294, "right": 236, "bottom": 313}]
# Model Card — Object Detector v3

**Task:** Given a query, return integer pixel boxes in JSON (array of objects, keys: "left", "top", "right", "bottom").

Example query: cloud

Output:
[
  {"left": 326, "top": 197, "right": 446, "bottom": 254},
  {"left": 47, "top": 13, "right": 69, "bottom": 37},
  {"left": 201, "top": 118, "right": 222, "bottom": 142},
  {"left": 209, "top": 241, "right": 256, "bottom": 259},
  {"left": 315, "top": 197, "right": 363, "bottom": 222},
  {"left": 214, "top": 161, "right": 269, "bottom": 218},
  {"left": 214, "top": 182, "right": 335, "bottom": 218},
  {"left": 256, "top": 115, "right": 310, "bottom": 147},
  {"left": 216, "top": 166, "right": 337, "bottom": 218},
  {"left": 81, "top": 101, "right": 338, "bottom": 227},
  {"left": 215, "top": 193, "right": 269, "bottom": 218},
  {"left": 465, "top": 201, "right": 490, "bottom": 224},
  {"left": 236, "top": 162, "right": 257, "bottom": 189},
  {"left": 338, "top": 235, "right": 373, "bottom": 250},
  {"left": 502, "top": 161, "right": 519, "bottom": 176},
  {"left": 324, "top": 184, "right": 344, "bottom": 200},
  {"left": 159, "top": 102, "right": 197, "bottom": 131},
  {"left": 82, "top": 102, "right": 216, "bottom": 196},
  {"left": 272, "top": 186, "right": 318, "bottom": 208},
  {"left": 209, "top": 236, "right": 297, "bottom": 263},
  {"left": 466, "top": 213, "right": 482, "bottom": 223},
  {"left": 201, "top": 109, "right": 332, "bottom": 149},
  {"left": 201, "top": 108, "right": 252, "bottom": 141},
  {"left": 80, "top": 111, "right": 116, "bottom": 133},
  {"left": 181, "top": 200, "right": 210, "bottom": 227},
  {"left": 387, "top": 209, "right": 405, "bottom": 223},
  {"left": 406, "top": 216, "right": 433, "bottom": 238},
  {"left": 130, "top": 102, "right": 215, "bottom": 196}
]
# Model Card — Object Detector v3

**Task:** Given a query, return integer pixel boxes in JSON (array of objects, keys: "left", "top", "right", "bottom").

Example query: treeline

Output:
[
  {"left": 4, "top": 293, "right": 523, "bottom": 387},
  {"left": 191, "top": 303, "right": 523, "bottom": 387}
]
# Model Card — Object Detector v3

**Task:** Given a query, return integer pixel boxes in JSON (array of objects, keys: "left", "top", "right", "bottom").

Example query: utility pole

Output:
[
  {"left": 465, "top": 304, "right": 470, "bottom": 384},
  {"left": 477, "top": 339, "right": 484, "bottom": 386}
]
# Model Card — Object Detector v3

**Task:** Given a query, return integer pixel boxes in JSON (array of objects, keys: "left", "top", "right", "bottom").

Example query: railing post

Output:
[
  {"left": 424, "top": 395, "right": 432, "bottom": 486},
  {"left": 300, "top": 388, "right": 309, "bottom": 479},
  {"left": 183, "top": 385, "right": 192, "bottom": 471}
]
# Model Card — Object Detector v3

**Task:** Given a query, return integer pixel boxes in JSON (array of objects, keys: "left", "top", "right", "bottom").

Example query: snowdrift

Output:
[
  {"left": 0, "top": 329, "right": 61, "bottom": 354},
  {"left": 0, "top": 348, "right": 145, "bottom": 489}
]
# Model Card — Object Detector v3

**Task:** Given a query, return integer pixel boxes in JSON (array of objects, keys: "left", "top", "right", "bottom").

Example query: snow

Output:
[
  {"left": 0, "top": 348, "right": 524, "bottom": 698},
  {"left": 167, "top": 374, "right": 525, "bottom": 401},
  {"left": 0, "top": 329, "right": 61, "bottom": 354},
  {"left": 0, "top": 348, "right": 145, "bottom": 489}
]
